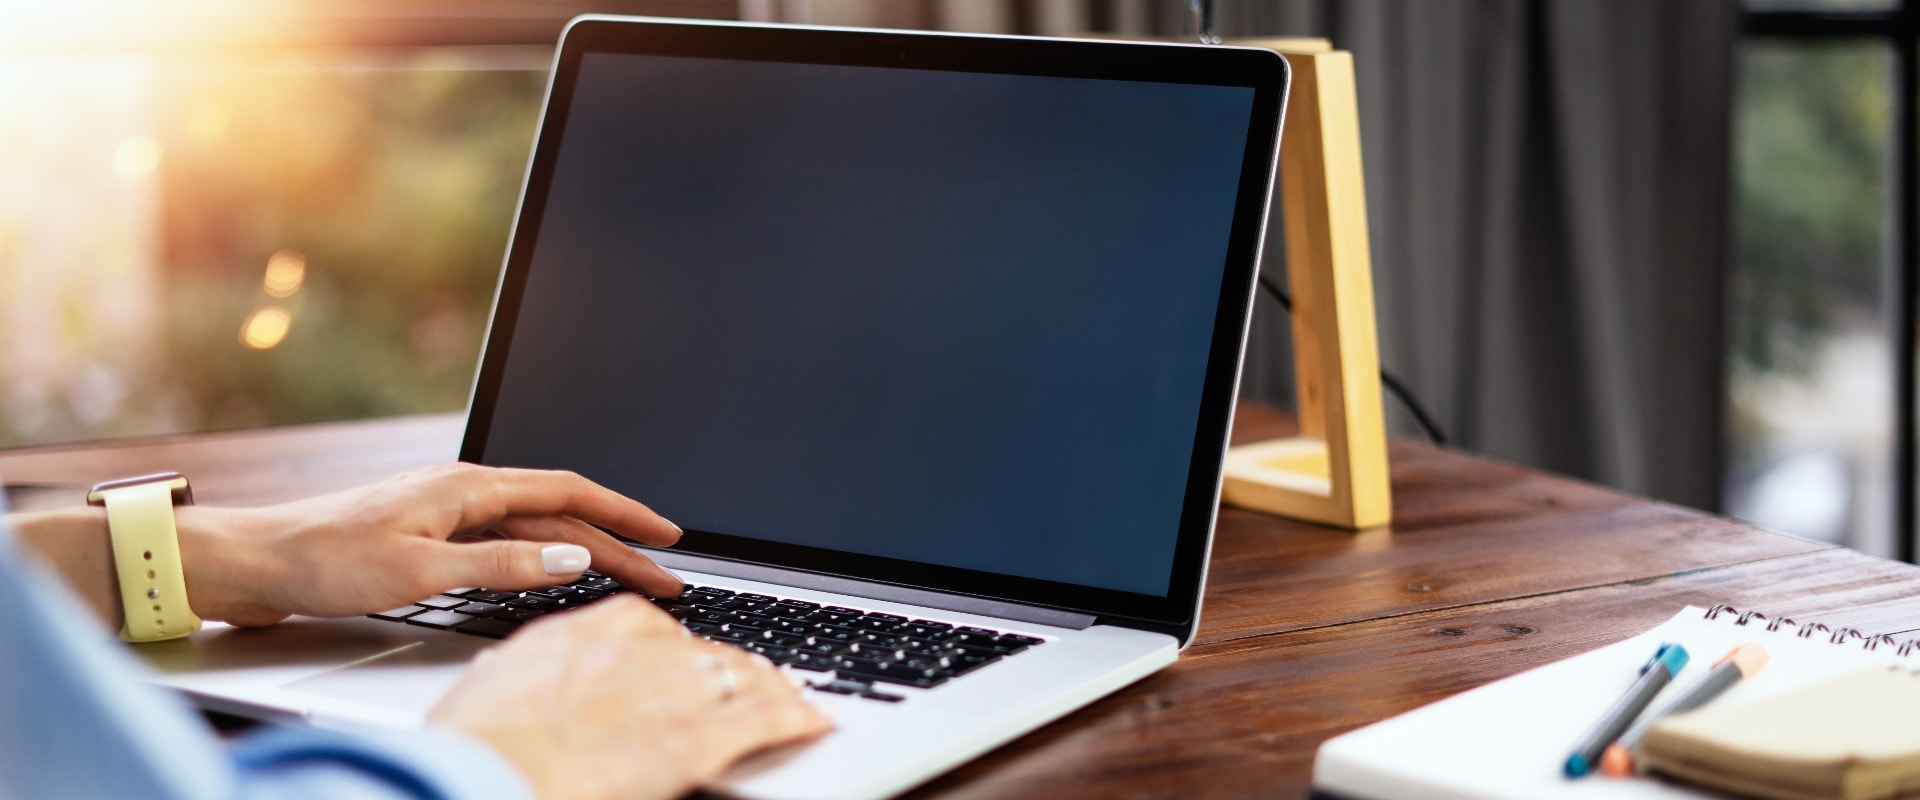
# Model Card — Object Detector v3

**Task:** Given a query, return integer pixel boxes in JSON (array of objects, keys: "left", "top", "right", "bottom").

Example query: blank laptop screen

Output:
[{"left": 480, "top": 51, "right": 1257, "bottom": 598}]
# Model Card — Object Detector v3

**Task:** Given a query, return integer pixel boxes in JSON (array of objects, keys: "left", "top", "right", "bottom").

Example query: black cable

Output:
[{"left": 1255, "top": 274, "right": 1449, "bottom": 446}]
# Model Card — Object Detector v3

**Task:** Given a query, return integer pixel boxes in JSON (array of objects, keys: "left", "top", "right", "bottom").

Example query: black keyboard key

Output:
[
  {"left": 442, "top": 587, "right": 479, "bottom": 597},
  {"left": 900, "top": 637, "right": 951, "bottom": 654},
  {"left": 737, "top": 593, "right": 776, "bottom": 603},
  {"left": 457, "top": 617, "right": 520, "bottom": 639},
  {"left": 685, "top": 622, "right": 723, "bottom": 636},
  {"left": 950, "top": 641, "right": 1016, "bottom": 657},
  {"left": 405, "top": 609, "right": 477, "bottom": 630},
  {"left": 573, "top": 576, "right": 619, "bottom": 591},
  {"left": 684, "top": 586, "right": 733, "bottom": 600},
  {"left": 902, "top": 621, "right": 953, "bottom": 637},
  {"left": 794, "top": 640, "right": 848, "bottom": 657},
  {"left": 897, "top": 655, "right": 946, "bottom": 671},
  {"left": 860, "top": 689, "right": 905, "bottom": 703},
  {"left": 824, "top": 606, "right": 863, "bottom": 616},
  {"left": 707, "top": 628, "right": 754, "bottom": 644},
  {"left": 464, "top": 590, "right": 518, "bottom": 605},
  {"left": 808, "top": 679, "right": 864, "bottom": 695},
  {"left": 370, "top": 605, "right": 425, "bottom": 621},
  {"left": 947, "top": 636, "right": 1026, "bottom": 655},
  {"left": 454, "top": 602, "right": 504, "bottom": 616},
  {"left": 492, "top": 608, "right": 541, "bottom": 622},
  {"left": 863, "top": 612, "right": 907, "bottom": 624},
  {"left": 787, "top": 653, "right": 834, "bottom": 672},
  {"left": 812, "top": 625, "right": 861, "bottom": 644},
  {"left": 416, "top": 595, "right": 467, "bottom": 610},
  {"left": 997, "top": 633, "right": 1045, "bottom": 648},
  {"left": 688, "top": 609, "right": 734, "bottom": 625},
  {"left": 944, "top": 652, "right": 1000, "bottom": 676},
  {"left": 505, "top": 595, "right": 560, "bottom": 611},
  {"left": 719, "top": 621, "right": 766, "bottom": 635},
  {"left": 744, "top": 643, "right": 794, "bottom": 663},
  {"left": 774, "top": 600, "right": 820, "bottom": 612},
  {"left": 768, "top": 618, "right": 814, "bottom": 633},
  {"left": 855, "top": 618, "right": 905, "bottom": 633},
  {"left": 765, "top": 630, "right": 809, "bottom": 647},
  {"left": 534, "top": 587, "right": 600, "bottom": 603},
  {"left": 835, "top": 662, "right": 948, "bottom": 689}
]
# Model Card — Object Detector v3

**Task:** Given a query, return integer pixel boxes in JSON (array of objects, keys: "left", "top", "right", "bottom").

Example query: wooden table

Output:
[{"left": 6, "top": 404, "right": 1919, "bottom": 798}]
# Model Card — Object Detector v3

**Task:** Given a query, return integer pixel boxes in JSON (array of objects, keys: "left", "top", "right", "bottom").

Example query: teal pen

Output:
[
  {"left": 1564, "top": 642, "right": 1689, "bottom": 778},
  {"left": 1600, "top": 643, "right": 1769, "bottom": 776}
]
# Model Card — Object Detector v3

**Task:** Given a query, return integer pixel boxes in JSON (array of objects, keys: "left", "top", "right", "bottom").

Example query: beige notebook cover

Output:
[
  {"left": 1311, "top": 606, "right": 1920, "bottom": 800},
  {"left": 1640, "top": 666, "right": 1920, "bottom": 800}
]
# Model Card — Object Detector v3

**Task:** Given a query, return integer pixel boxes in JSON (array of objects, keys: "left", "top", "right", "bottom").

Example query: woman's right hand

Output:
[{"left": 428, "top": 594, "right": 833, "bottom": 800}]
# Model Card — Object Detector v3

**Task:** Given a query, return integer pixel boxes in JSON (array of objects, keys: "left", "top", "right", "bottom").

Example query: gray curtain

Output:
[
  {"left": 1110, "top": 1, "right": 1740, "bottom": 512},
  {"left": 760, "top": 1, "right": 1738, "bottom": 513}
]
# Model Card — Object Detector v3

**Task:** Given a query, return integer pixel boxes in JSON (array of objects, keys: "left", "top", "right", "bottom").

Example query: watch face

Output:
[{"left": 86, "top": 472, "right": 193, "bottom": 506}]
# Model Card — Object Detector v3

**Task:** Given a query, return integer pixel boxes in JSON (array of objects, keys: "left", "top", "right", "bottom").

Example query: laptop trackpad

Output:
[{"left": 280, "top": 634, "right": 485, "bottom": 717}]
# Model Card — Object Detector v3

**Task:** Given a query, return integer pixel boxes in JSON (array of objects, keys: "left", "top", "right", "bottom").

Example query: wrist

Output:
[{"left": 174, "top": 506, "right": 289, "bottom": 626}]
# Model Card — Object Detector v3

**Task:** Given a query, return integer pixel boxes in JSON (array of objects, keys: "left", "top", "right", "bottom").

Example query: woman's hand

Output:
[
  {"left": 429, "top": 595, "right": 833, "bottom": 800},
  {"left": 177, "top": 463, "right": 686, "bottom": 626}
]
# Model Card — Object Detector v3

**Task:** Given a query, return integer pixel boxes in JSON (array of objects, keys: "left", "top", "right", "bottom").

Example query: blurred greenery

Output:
[
  {"left": 1728, "top": 41, "right": 1888, "bottom": 381},
  {"left": 151, "top": 57, "right": 544, "bottom": 433},
  {"left": 1723, "top": 37, "right": 1894, "bottom": 551}
]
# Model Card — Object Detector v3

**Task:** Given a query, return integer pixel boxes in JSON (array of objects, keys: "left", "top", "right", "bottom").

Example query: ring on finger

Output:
[{"left": 697, "top": 654, "right": 737, "bottom": 702}]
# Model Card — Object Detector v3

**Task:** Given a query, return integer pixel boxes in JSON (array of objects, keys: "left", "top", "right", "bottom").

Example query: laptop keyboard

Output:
[{"left": 368, "top": 571, "right": 1043, "bottom": 703}]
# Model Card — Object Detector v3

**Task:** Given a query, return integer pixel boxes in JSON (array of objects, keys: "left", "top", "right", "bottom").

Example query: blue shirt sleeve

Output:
[
  {"left": 0, "top": 504, "right": 531, "bottom": 800},
  {"left": 229, "top": 724, "right": 532, "bottom": 800}
]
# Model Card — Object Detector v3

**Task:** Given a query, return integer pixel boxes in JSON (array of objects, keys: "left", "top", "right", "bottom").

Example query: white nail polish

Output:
[{"left": 541, "top": 543, "right": 591, "bottom": 575}]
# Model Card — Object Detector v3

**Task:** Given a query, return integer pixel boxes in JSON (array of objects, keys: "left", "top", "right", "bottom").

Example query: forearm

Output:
[
  {"left": 8, "top": 507, "right": 119, "bottom": 626},
  {"left": 6, "top": 506, "right": 280, "bottom": 630}
]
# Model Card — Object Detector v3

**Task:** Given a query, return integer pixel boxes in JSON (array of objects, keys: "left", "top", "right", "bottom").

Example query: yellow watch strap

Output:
[{"left": 91, "top": 479, "right": 202, "bottom": 642}]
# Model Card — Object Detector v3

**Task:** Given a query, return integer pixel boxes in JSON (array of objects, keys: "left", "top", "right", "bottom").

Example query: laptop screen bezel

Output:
[{"left": 462, "top": 16, "right": 1289, "bottom": 641}]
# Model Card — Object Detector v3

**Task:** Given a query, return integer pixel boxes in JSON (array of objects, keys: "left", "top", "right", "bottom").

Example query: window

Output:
[{"left": 1731, "top": 0, "right": 1917, "bottom": 559}]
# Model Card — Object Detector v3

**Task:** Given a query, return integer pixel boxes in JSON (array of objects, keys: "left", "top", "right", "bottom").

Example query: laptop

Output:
[{"left": 139, "top": 16, "right": 1288, "bottom": 799}]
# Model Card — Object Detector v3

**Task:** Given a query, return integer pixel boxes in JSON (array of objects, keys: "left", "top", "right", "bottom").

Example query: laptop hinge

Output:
[{"left": 640, "top": 550, "right": 1098, "bottom": 630}]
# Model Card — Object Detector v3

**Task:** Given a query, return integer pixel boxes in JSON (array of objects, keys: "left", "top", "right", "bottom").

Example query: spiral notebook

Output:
[{"left": 1311, "top": 605, "right": 1920, "bottom": 800}]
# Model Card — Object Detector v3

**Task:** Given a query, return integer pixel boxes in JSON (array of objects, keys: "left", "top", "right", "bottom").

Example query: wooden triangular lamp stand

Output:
[{"left": 1221, "top": 39, "right": 1392, "bottom": 530}]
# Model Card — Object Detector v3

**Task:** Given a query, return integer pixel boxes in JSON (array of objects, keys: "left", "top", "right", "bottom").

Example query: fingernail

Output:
[
  {"left": 541, "top": 543, "right": 591, "bottom": 575},
  {"left": 667, "top": 518, "right": 685, "bottom": 536}
]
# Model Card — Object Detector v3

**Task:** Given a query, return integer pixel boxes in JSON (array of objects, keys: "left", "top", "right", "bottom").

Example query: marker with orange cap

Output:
[{"left": 1600, "top": 643, "right": 1769, "bottom": 777}]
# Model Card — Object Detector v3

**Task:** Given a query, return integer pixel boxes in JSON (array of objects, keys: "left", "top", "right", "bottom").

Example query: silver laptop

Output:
[{"left": 140, "top": 16, "right": 1288, "bottom": 799}]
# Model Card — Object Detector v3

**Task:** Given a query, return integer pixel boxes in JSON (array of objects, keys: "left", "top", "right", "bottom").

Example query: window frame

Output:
[{"left": 1743, "top": 2, "right": 1920, "bottom": 562}]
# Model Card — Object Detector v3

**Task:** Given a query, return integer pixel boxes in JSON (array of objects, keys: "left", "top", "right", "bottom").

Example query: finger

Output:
[
  {"left": 422, "top": 538, "right": 599, "bottom": 592},
  {"left": 699, "top": 643, "right": 816, "bottom": 712},
  {"left": 434, "top": 464, "right": 683, "bottom": 548},
  {"left": 589, "top": 592, "right": 685, "bottom": 636},
  {"left": 495, "top": 516, "right": 684, "bottom": 598}
]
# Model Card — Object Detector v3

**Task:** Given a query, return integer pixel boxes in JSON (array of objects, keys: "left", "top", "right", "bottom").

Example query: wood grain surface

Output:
[{"left": 1, "top": 404, "right": 1911, "bottom": 799}]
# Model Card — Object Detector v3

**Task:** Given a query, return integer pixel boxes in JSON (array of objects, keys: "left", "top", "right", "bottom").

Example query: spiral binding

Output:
[{"left": 1703, "top": 604, "right": 1920, "bottom": 658}]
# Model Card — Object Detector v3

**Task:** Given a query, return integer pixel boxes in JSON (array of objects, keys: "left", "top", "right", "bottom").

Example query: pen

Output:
[
  {"left": 1564, "top": 642, "right": 1689, "bottom": 778},
  {"left": 1599, "top": 643, "right": 1768, "bottom": 777}
]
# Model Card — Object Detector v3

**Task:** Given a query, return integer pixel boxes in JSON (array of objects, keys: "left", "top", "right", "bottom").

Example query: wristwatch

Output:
[{"left": 87, "top": 472, "right": 202, "bottom": 643}]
